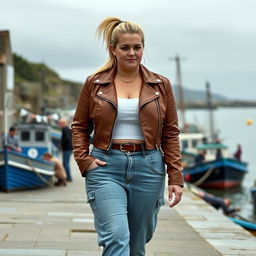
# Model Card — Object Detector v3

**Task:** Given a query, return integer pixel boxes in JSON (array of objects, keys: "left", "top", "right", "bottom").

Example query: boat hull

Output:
[
  {"left": 229, "top": 217, "right": 256, "bottom": 235},
  {"left": 0, "top": 149, "right": 54, "bottom": 192},
  {"left": 183, "top": 158, "right": 248, "bottom": 189}
]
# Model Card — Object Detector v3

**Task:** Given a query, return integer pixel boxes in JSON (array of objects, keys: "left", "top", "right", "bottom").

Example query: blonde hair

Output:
[{"left": 94, "top": 17, "right": 144, "bottom": 75}]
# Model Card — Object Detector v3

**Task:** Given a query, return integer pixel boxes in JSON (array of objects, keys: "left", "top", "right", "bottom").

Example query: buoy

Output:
[{"left": 246, "top": 119, "right": 253, "bottom": 126}]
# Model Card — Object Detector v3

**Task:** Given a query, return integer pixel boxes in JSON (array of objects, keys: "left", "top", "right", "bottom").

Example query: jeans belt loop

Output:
[
  {"left": 107, "top": 143, "right": 112, "bottom": 154},
  {"left": 141, "top": 144, "right": 146, "bottom": 157}
]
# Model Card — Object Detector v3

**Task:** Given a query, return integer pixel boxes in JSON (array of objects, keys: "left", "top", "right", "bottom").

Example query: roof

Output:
[{"left": 196, "top": 143, "right": 228, "bottom": 150}]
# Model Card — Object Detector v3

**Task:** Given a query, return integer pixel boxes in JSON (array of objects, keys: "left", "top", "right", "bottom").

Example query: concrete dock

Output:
[{"left": 0, "top": 156, "right": 255, "bottom": 256}]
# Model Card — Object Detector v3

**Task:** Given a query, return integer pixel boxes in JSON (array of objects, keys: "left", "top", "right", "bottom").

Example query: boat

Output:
[
  {"left": 190, "top": 186, "right": 256, "bottom": 235},
  {"left": 229, "top": 216, "right": 256, "bottom": 236},
  {"left": 180, "top": 123, "right": 207, "bottom": 166},
  {"left": 183, "top": 143, "right": 248, "bottom": 189},
  {"left": 0, "top": 123, "right": 55, "bottom": 192},
  {"left": 0, "top": 149, "right": 54, "bottom": 192}
]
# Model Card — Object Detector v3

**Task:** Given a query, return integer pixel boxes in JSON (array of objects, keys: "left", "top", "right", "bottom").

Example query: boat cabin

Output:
[
  {"left": 179, "top": 123, "right": 207, "bottom": 154},
  {"left": 18, "top": 124, "right": 55, "bottom": 160},
  {"left": 196, "top": 143, "right": 229, "bottom": 161}
]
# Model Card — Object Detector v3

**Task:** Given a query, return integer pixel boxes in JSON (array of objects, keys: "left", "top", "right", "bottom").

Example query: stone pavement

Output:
[{"left": 0, "top": 156, "right": 254, "bottom": 256}]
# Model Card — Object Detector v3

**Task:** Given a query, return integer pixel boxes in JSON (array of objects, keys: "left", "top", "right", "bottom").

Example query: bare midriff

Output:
[{"left": 112, "top": 139, "right": 145, "bottom": 144}]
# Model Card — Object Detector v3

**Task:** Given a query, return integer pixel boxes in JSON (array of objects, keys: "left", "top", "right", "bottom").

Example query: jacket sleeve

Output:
[
  {"left": 71, "top": 76, "right": 95, "bottom": 176},
  {"left": 161, "top": 78, "right": 184, "bottom": 186}
]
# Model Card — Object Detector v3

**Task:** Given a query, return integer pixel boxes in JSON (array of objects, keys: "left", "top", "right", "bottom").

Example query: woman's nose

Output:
[{"left": 128, "top": 48, "right": 135, "bottom": 55}]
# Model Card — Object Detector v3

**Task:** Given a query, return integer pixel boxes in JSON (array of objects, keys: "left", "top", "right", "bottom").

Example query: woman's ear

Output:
[{"left": 110, "top": 44, "right": 115, "bottom": 56}]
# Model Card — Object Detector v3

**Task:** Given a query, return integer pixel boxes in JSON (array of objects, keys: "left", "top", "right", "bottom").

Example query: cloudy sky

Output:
[{"left": 1, "top": 0, "right": 256, "bottom": 100}]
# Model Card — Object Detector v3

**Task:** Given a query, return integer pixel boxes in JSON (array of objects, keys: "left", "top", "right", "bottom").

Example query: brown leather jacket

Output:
[{"left": 71, "top": 64, "right": 184, "bottom": 186}]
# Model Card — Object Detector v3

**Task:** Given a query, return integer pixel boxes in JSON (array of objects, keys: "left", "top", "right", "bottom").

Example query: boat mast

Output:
[
  {"left": 205, "top": 81, "right": 215, "bottom": 142},
  {"left": 175, "top": 55, "right": 186, "bottom": 128},
  {"left": 169, "top": 55, "right": 186, "bottom": 127}
]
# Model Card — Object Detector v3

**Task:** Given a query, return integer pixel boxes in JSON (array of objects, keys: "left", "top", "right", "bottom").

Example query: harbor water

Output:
[{"left": 185, "top": 107, "right": 256, "bottom": 221}]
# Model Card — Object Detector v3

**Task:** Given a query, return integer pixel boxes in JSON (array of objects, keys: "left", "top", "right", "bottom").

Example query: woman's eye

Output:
[{"left": 121, "top": 47, "right": 129, "bottom": 50}]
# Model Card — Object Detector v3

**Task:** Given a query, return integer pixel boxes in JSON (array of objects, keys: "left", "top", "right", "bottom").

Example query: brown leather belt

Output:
[{"left": 111, "top": 143, "right": 145, "bottom": 152}]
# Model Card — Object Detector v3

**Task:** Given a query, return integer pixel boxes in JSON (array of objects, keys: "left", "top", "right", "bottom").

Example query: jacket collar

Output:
[
  {"left": 93, "top": 64, "right": 162, "bottom": 85},
  {"left": 93, "top": 64, "right": 162, "bottom": 108}
]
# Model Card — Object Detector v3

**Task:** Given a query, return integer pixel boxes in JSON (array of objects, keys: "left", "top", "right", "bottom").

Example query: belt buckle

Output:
[
  {"left": 120, "top": 143, "right": 136, "bottom": 152},
  {"left": 120, "top": 143, "right": 126, "bottom": 152}
]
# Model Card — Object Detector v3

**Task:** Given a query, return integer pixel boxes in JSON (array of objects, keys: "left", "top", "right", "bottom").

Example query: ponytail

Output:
[{"left": 93, "top": 16, "right": 144, "bottom": 75}]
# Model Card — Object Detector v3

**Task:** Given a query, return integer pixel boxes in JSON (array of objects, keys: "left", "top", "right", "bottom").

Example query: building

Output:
[{"left": 0, "top": 30, "right": 15, "bottom": 136}]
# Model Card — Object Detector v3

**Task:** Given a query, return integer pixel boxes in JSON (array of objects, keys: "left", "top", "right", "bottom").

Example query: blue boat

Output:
[
  {"left": 229, "top": 217, "right": 256, "bottom": 235},
  {"left": 0, "top": 124, "right": 55, "bottom": 192},
  {"left": 183, "top": 143, "right": 248, "bottom": 189},
  {"left": 18, "top": 123, "right": 59, "bottom": 159},
  {"left": 0, "top": 149, "right": 54, "bottom": 192}
]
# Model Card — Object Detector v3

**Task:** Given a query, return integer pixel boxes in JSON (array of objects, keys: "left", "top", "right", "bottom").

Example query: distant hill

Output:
[
  {"left": 172, "top": 85, "right": 228, "bottom": 103},
  {"left": 13, "top": 53, "right": 82, "bottom": 113},
  {"left": 13, "top": 53, "right": 230, "bottom": 113}
]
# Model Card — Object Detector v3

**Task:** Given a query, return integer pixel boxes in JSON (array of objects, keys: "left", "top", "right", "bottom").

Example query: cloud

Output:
[{"left": 1, "top": 0, "right": 256, "bottom": 99}]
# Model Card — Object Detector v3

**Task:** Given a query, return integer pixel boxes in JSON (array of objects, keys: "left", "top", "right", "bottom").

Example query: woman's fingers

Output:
[
  {"left": 94, "top": 159, "right": 107, "bottom": 166},
  {"left": 87, "top": 159, "right": 107, "bottom": 171},
  {"left": 168, "top": 185, "right": 183, "bottom": 208}
]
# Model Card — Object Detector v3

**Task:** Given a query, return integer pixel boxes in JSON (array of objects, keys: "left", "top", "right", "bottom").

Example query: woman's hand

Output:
[
  {"left": 168, "top": 185, "right": 183, "bottom": 208},
  {"left": 87, "top": 159, "right": 106, "bottom": 171}
]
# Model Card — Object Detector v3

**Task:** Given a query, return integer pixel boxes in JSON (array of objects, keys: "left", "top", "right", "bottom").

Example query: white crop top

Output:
[{"left": 112, "top": 98, "right": 144, "bottom": 140}]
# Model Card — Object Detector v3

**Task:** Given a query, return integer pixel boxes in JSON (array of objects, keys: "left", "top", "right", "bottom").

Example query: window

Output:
[
  {"left": 35, "top": 131, "right": 45, "bottom": 141},
  {"left": 181, "top": 140, "right": 188, "bottom": 150},
  {"left": 192, "top": 139, "right": 198, "bottom": 148},
  {"left": 21, "top": 131, "right": 30, "bottom": 141}
]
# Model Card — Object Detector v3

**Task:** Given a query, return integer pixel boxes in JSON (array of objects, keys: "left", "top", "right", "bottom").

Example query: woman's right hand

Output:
[{"left": 87, "top": 159, "right": 106, "bottom": 171}]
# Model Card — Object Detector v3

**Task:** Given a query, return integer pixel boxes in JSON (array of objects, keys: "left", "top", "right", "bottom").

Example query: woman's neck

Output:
[{"left": 117, "top": 67, "right": 139, "bottom": 79}]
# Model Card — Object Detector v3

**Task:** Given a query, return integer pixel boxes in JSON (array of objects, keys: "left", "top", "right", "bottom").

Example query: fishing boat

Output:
[
  {"left": 183, "top": 143, "right": 248, "bottom": 189},
  {"left": 180, "top": 123, "right": 207, "bottom": 166},
  {"left": 0, "top": 124, "right": 55, "bottom": 192},
  {"left": 0, "top": 149, "right": 54, "bottom": 192},
  {"left": 229, "top": 216, "right": 256, "bottom": 236},
  {"left": 190, "top": 186, "right": 256, "bottom": 235}
]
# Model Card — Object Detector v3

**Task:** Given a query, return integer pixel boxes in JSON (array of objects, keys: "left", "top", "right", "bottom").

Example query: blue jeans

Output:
[
  {"left": 63, "top": 150, "right": 72, "bottom": 181},
  {"left": 85, "top": 147, "right": 166, "bottom": 256}
]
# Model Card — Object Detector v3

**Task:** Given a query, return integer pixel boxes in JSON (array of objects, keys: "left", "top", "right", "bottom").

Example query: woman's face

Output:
[{"left": 111, "top": 33, "right": 144, "bottom": 71}]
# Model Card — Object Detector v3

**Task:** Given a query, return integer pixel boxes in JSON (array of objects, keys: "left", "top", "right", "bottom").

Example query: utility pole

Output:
[
  {"left": 206, "top": 81, "right": 215, "bottom": 142},
  {"left": 169, "top": 55, "right": 186, "bottom": 128}
]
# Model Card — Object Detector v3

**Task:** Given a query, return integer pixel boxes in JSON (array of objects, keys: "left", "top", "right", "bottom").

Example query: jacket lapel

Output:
[
  {"left": 93, "top": 64, "right": 162, "bottom": 108},
  {"left": 93, "top": 67, "right": 118, "bottom": 108},
  {"left": 139, "top": 65, "right": 161, "bottom": 108}
]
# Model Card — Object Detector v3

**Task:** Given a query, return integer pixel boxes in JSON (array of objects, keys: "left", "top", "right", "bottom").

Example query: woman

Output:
[{"left": 71, "top": 17, "right": 183, "bottom": 256}]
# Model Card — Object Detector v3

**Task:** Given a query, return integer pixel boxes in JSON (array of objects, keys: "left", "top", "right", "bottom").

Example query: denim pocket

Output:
[
  {"left": 86, "top": 190, "right": 103, "bottom": 224},
  {"left": 86, "top": 149, "right": 107, "bottom": 174},
  {"left": 87, "top": 191, "right": 95, "bottom": 204},
  {"left": 157, "top": 198, "right": 166, "bottom": 207},
  {"left": 146, "top": 150, "right": 165, "bottom": 175},
  {"left": 91, "top": 149, "right": 106, "bottom": 162},
  {"left": 86, "top": 165, "right": 101, "bottom": 173}
]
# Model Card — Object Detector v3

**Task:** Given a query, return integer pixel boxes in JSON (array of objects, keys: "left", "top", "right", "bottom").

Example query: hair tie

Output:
[{"left": 117, "top": 20, "right": 125, "bottom": 25}]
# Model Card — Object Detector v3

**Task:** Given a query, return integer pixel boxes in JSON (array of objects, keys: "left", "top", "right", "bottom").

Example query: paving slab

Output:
[{"left": 0, "top": 155, "right": 254, "bottom": 255}]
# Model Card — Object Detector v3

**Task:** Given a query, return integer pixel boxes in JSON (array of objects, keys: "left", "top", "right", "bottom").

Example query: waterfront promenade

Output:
[{"left": 0, "top": 156, "right": 255, "bottom": 256}]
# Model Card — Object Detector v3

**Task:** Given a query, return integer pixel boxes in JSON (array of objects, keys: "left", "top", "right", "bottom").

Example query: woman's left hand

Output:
[{"left": 168, "top": 185, "right": 183, "bottom": 208}]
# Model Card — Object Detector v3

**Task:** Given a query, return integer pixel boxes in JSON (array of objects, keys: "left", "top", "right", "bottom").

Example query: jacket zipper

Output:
[
  {"left": 107, "top": 112, "right": 117, "bottom": 150},
  {"left": 139, "top": 95, "right": 159, "bottom": 149},
  {"left": 97, "top": 95, "right": 118, "bottom": 150},
  {"left": 155, "top": 98, "right": 161, "bottom": 149}
]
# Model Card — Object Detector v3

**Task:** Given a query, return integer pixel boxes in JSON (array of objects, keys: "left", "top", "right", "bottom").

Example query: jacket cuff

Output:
[
  {"left": 78, "top": 155, "right": 96, "bottom": 177},
  {"left": 167, "top": 169, "right": 184, "bottom": 187}
]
